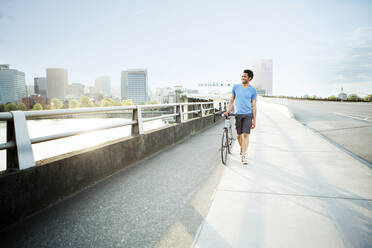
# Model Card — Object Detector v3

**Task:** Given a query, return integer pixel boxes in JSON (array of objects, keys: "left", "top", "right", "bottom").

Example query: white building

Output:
[
  {"left": 0, "top": 64, "right": 27, "bottom": 104},
  {"left": 338, "top": 87, "right": 347, "bottom": 100},
  {"left": 152, "top": 87, "right": 175, "bottom": 104},
  {"left": 67, "top": 83, "right": 85, "bottom": 98},
  {"left": 197, "top": 82, "right": 233, "bottom": 95},
  {"left": 252, "top": 59, "right": 273, "bottom": 95},
  {"left": 150, "top": 85, "right": 199, "bottom": 104},
  {"left": 94, "top": 76, "right": 111, "bottom": 97},
  {"left": 121, "top": 69, "right": 148, "bottom": 104},
  {"left": 46, "top": 68, "right": 68, "bottom": 99}
]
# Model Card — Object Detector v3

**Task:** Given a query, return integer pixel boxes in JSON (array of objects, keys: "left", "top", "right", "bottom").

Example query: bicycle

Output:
[{"left": 221, "top": 113, "right": 235, "bottom": 165}]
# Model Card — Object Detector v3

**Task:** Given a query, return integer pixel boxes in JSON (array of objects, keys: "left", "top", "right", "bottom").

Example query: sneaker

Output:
[{"left": 241, "top": 156, "right": 248, "bottom": 165}]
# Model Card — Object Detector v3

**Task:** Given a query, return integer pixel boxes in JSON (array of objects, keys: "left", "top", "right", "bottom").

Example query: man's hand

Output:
[
  {"left": 224, "top": 111, "right": 229, "bottom": 117},
  {"left": 251, "top": 119, "right": 256, "bottom": 129}
]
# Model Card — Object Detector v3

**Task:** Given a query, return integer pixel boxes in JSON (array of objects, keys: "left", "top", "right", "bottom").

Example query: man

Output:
[{"left": 224, "top": 69, "right": 257, "bottom": 165}]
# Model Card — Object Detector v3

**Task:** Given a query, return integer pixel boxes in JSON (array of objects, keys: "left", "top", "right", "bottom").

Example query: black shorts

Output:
[{"left": 235, "top": 114, "right": 252, "bottom": 134}]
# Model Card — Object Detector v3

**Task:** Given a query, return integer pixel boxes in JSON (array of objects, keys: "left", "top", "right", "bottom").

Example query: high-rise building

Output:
[
  {"left": 94, "top": 76, "right": 111, "bottom": 97},
  {"left": 0, "top": 64, "right": 27, "bottom": 104},
  {"left": 252, "top": 59, "right": 273, "bottom": 95},
  {"left": 34, "top": 77, "right": 47, "bottom": 96},
  {"left": 121, "top": 69, "right": 148, "bottom": 104},
  {"left": 46, "top": 68, "right": 68, "bottom": 99},
  {"left": 26, "top": 85, "right": 35, "bottom": 96}
]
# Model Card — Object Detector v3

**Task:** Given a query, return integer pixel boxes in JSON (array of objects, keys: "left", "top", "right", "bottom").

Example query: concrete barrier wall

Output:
[
  {"left": 0, "top": 114, "right": 222, "bottom": 230},
  {"left": 259, "top": 96, "right": 294, "bottom": 118}
]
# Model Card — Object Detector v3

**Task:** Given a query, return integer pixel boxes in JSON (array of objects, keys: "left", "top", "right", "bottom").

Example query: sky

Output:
[{"left": 0, "top": 0, "right": 371, "bottom": 97}]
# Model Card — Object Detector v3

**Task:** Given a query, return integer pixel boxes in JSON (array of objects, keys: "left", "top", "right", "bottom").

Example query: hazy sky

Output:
[{"left": 0, "top": 0, "right": 371, "bottom": 97}]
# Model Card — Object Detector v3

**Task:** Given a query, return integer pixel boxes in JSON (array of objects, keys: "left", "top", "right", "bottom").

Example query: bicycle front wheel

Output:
[
  {"left": 227, "top": 126, "right": 233, "bottom": 154},
  {"left": 221, "top": 129, "right": 228, "bottom": 165}
]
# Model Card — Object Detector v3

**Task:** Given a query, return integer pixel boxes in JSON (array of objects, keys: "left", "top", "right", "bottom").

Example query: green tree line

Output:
[
  {"left": 271, "top": 94, "right": 372, "bottom": 102},
  {"left": 0, "top": 96, "right": 159, "bottom": 112}
]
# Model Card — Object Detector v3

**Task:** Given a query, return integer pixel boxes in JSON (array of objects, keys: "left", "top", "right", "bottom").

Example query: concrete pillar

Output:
[
  {"left": 131, "top": 106, "right": 143, "bottom": 135},
  {"left": 7, "top": 111, "right": 35, "bottom": 171},
  {"left": 176, "top": 104, "right": 184, "bottom": 123}
]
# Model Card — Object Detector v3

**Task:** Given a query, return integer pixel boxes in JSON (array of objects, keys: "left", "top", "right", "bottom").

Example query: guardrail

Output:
[{"left": 0, "top": 101, "right": 228, "bottom": 171}]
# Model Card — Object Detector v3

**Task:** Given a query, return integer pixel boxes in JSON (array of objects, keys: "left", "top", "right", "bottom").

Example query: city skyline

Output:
[
  {"left": 1, "top": 62, "right": 369, "bottom": 99},
  {"left": 0, "top": 0, "right": 371, "bottom": 97}
]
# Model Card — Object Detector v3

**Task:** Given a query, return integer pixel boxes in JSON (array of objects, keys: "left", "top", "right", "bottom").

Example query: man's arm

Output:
[
  {"left": 224, "top": 94, "right": 235, "bottom": 116},
  {"left": 251, "top": 99, "right": 256, "bottom": 129}
]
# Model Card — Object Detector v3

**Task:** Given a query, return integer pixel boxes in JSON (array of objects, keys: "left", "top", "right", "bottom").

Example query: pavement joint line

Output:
[
  {"left": 318, "top": 125, "right": 372, "bottom": 132},
  {"left": 251, "top": 149, "right": 343, "bottom": 153},
  {"left": 333, "top": 112, "right": 372, "bottom": 123},
  {"left": 301, "top": 123, "right": 372, "bottom": 169},
  {"left": 217, "top": 189, "right": 372, "bottom": 201}
]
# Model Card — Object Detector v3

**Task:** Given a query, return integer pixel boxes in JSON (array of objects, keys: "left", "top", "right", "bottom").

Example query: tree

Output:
[
  {"left": 17, "top": 102, "right": 27, "bottom": 111},
  {"left": 44, "top": 104, "right": 53, "bottom": 110},
  {"left": 32, "top": 103, "right": 43, "bottom": 110},
  {"left": 309, "top": 95, "right": 317, "bottom": 100},
  {"left": 347, "top": 94, "right": 360, "bottom": 101},
  {"left": 51, "top": 98, "right": 63, "bottom": 109},
  {"left": 79, "top": 95, "right": 94, "bottom": 107},
  {"left": 328, "top": 95, "right": 337, "bottom": 101},
  {"left": 4, "top": 102, "right": 18, "bottom": 112},
  {"left": 145, "top": 100, "right": 158, "bottom": 105},
  {"left": 121, "top": 99, "right": 134, "bottom": 106},
  {"left": 100, "top": 97, "right": 120, "bottom": 107},
  {"left": 0, "top": 104, "right": 5, "bottom": 112},
  {"left": 364, "top": 94, "right": 372, "bottom": 102},
  {"left": 69, "top": 99, "right": 80, "bottom": 108}
]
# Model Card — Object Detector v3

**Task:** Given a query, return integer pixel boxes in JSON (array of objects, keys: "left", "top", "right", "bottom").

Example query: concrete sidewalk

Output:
[{"left": 194, "top": 104, "right": 372, "bottom": 248}]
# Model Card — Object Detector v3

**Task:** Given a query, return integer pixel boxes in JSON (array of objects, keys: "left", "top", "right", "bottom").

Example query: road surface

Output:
[
  {"left": 288, "top": 100, "right": 372, "bottom": 165},
  {"left": 0, "top": 123, "right": 225, "bottom": 248}
]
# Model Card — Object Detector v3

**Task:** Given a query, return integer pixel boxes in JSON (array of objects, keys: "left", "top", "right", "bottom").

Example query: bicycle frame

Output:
[{"left": 221, "top": 114, "right": 235, "bottom": 165}]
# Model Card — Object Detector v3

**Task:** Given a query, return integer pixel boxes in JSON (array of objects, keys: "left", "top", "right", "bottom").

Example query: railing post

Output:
[
  {"left": 176, "top": 104, "right": 184, "bottom": 123},
  {"left": 7, "top": 111, "right": 35, "bottom": 171},
  {"left": 213, "top": 103, "right": 217, "bottom": 122},
  {"left": 200, "top": 103, "right": 205, "bottom": 117},
  {"left": 131, "top": 106, "right": 144, "bottom": 135},
  {"left": 190, "top": 103, "right": 195, "bottom": 119}
]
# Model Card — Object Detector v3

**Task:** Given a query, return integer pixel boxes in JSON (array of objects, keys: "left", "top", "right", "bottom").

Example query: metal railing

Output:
[{"left": 0, "top": 101, "right": 228, "bottom": 171}]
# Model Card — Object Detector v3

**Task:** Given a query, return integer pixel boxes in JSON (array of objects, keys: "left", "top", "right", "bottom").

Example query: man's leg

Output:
[
  {"left": 237, "top": 134, "right": 242, "bottom": 148},
  {"left": 241, "top": 115, "right": 252, "bottom": 158},
  {"left": 241, "top": 133, "right": 250, "bottom": 156},
  {"left": 235, "top": 116, "right": 243, "bottom": 152}
]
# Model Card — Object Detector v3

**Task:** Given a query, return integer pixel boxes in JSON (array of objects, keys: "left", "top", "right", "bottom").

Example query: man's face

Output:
[{"left": 241, "top": 73, "right": 251, "bottom": 84}]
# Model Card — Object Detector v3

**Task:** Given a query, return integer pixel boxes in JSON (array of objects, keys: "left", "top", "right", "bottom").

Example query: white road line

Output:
[{"left": 334, "top": 112, "right": 372, "bottom": 122}]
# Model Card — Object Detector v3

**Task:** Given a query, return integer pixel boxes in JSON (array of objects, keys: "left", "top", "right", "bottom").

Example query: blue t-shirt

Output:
[{"left": 232, "top": 84, "right": 257, "bottom": 114}]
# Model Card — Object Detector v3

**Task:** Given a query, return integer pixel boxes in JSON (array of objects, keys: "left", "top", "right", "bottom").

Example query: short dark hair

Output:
[{"left": 243, "top": 69, "right": 254, "bottom": 79}]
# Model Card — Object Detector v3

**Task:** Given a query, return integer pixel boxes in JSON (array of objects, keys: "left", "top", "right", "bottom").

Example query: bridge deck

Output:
[{"left": 1, "top": 104, "right": 372, "bottom": 248}]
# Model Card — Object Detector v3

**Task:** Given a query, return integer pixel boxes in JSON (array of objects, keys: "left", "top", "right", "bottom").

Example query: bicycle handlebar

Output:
[{"left": 221, "top": 113, "right": 236, "bottom": 117}]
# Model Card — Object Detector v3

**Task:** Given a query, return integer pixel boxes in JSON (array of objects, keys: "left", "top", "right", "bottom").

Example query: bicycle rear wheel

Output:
[{"left": 221, "top": 129, "right": 228, "bottom": 165}]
